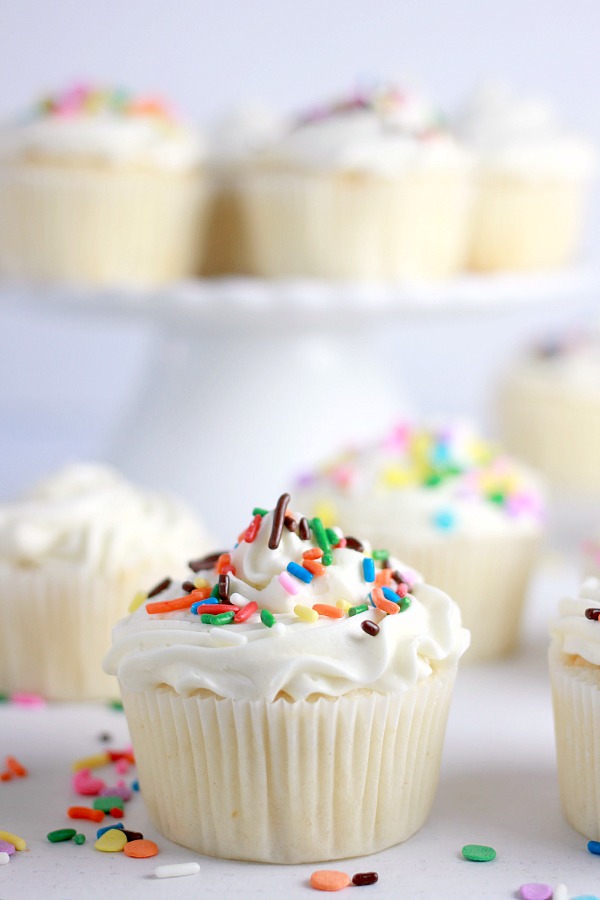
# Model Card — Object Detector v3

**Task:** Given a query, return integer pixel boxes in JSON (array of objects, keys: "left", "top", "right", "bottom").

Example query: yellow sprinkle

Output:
[
  {"left": 381, "top": 464, "right": 413, "bottom": 488},
  {"left": 71, "top": 752, "right": 110, "bottom": 772},
  {"left": 294, "top": 604, "right": 319, "bottom": 623},
  {"left": 194, "top": 577, "right": 209, "bottom": 589},
  {"left": 314, "top": 502, "right": 337, "bottom": 529},
  {"left": 336, "top": 599, "right": 351, "bottom": 611},
  {"left": 128, "top": 590, "right": 147, "bottom": 614},
  {"left": 0, "top": 830, "right": 26, "bottom": 850}
]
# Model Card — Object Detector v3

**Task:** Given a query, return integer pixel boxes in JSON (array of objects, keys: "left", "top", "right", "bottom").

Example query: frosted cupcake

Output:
[
  {"left": 0, "top": 84, "right": 207, "bottom": 286},
  {"left": 549, "top": 577, "right": 600, "bottom": 838},
  {"left": 0, "top": 463, "right": 212, "bottom": 700},
  {"left": 498, "top": 331, "right": 600, "bottom": 493},
  {"left": 202, "top": 103, "right": 285, "bottom": 276},
  {"left": 104, "top": 492, "right": 469, "bottom": 863},
  {"left": 238, "top": 85, "right": 473, "bottom": 280},
  {"left": 458, "top": 83, "right": 596, "bottom": 272},
  {"left": 295, "top": 421, "right": 545, "bottom": 662}
]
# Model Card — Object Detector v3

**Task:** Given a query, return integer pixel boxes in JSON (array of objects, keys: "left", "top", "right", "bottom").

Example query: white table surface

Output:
[{"left": 2, "top": 554, "right": 599, "bottom": 900}]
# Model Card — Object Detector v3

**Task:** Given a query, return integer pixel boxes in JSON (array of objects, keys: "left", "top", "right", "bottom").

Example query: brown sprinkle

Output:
[
  {"left": 218, "top": 573, "right": 230, "bottom": 602},
  {"left": 188, "top": 551, "right": 226, "bottom": 573},
  {"left": 181, "top": 580, "right": 196, "bottom": 593},
  {"left": 298, "top": 517, "right": 311, "bottom": 540},
  {"left": 268, "top": 492, "right": 291, "bottom": 550},
  {"left": 284, "top": 515, "right": 298, "bottom": 532},
  {"left": 361, "top": 620, "right": 380, "bottom": 637},
  {"left": 585, "top": 608, "right": 600, "bottom": 621},
  {"left": 345, "top": 536, "right": 364, "bottom": 553},
  {"left": 147, "top": 577, "right": 171, "bottom": 599}
]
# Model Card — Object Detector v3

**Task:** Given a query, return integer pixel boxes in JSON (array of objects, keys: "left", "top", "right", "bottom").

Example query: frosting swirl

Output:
[
  {"left": 104, "top": 497, "right": 469, "bottom": 701},
  {"left": 550, "top": 577, "right": 600, "bottom": 665}
]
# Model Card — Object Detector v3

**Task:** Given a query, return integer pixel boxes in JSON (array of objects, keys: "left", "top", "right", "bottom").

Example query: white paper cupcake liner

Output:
[
  {"left": 500, "top": 377, "right": 600, "bottom": 493},
  {"left": 0, "top": 162, "right": 207, "bottom": 286},
  {"left": 120, "top": 665, "right": 457, "bottom": 863},
  {"left": 380, "top": 532, "right": 540, "bottom": 662},
  {"left": 468, "top": 174, "right": 586, "bottom": 272},
  {"left": 549, "top": 644, "right": 600, "bottom": 839},
  {"left": 237, "top": 168, "right": 471, "bottom": 280}
]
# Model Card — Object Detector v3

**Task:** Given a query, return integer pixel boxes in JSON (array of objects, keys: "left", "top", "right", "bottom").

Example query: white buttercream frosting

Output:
[
  {"left": 256, "top": 87, "right": 471, "bottom": 175},
  {"left": 550, "top": 577, "right": 600, "bottom": 665},
  {"left": 0, "top": 86, "right": 204, "bottom": 170},
  {"left": 458, "top": 82, "right": 596, "bottom": 179},
  {"left": 104, "top": 502, "right": 469, "bottom": 701},
  {"left": 295, "top": 421, "right": 545, "bottom": 543},
  {"left": 0, "top": 463, "right": 210, "bottom": 573},
  {"left": 208, "top": 103, "right": 287, "bottom": 165}
]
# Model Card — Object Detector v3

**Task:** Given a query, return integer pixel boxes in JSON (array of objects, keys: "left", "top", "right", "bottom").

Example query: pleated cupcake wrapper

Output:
[
  {"left": 468, "top": 175, "right": 585, "bottom": 272},
  {"left": 120, "top": 666, "right": 457, "bottom": 864},
  {"left": 0, "top": 163, "right": 208, "bottom": 286},
  {"left": 0, "top": 560, "right": 178, "bottom": 700},
  {"left": 237, "top": 169, "right": 471, "bottom": 280},
  {"left": 549, "top": 646, "right": 600, "bottom": 839},
  {"left": 382, "top": 533, "right": 540, "bottom": 662},
  {"left": 500, "top": 380, "right": 600, "bottom": 493}
]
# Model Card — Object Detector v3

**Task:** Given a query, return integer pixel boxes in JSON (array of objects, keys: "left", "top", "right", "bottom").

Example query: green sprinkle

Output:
[
  {"left": 252, "top": 507, "right": 268, "bottom": 517},
  {"left": 93, "top": 796, "right": 124, "bottom": 812},
  {"left": 462, "top": 844, "right": 496, "bottom": 862},
  {"left": 398, "top": 596, "right": 412, "bottom": 612},
  {"left": 423, "top": 473, "right": 442, "bottom": 487},
  {"left": 108, "top": 700, "right": 123, "bottom": 711},
  {"left": 261, "top": 609, "right": 275, "bottom": 628},
  {"left": 325, "top": 527, "right": 339, "bottom": 546},
  {"left": 348, "top": 603, "right": 369, "bottom": 617},
  {"left": 201, "top": 613, "right": 217, "bottom": 624},
  {"left": 210, "top": 583, "right": 220, "bottom": 599},
  {"left": 372, "top": 549, "right": 389, "bottom": 561},
  {"left": 322, "top": 551, "right": 333, "bottom": 566},
  {"left": 211, "top": 611, "right": 235, "bottom": 626},
  {"left": 488, "top": 492, "right": 505, "bottom": 505},
  {"left": 47, "top": 828, "right": 76, "bottom": 843},
  {"left": 0, "top": 693, "right": 9, "bottom": 703},
  {"left": 73, "top": 834, "right": 86, "bottom": 845},
  {"left": 310, "top": 517, "right": 331, "bottom": 554}
]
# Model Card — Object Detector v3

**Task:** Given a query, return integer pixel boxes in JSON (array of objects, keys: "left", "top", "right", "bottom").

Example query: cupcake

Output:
[
  {"left": 549, "top": 577, "right": 600, "bottom": 838},
  {"left": 0, "top": 84, "right": 207, "bottom": 286},
  {"left": 104, "top": 492, "right": 469, "bottom": 863},
  {"left": 237, "top": 85, "right": 473, "bottom": 280},
  {"left": 458, "top": 83, "right": 596, "bottom": 272},
  {"left": 0, "top": 463, "right": 212, "bottom": 700},
  {"left": 201, "top": 103, "right": 285, "bottom": 276},
  {"left": 498, "top": 331, "right": 600, "bottom": 493},
  {"left": 295, "top": 421, "right": 545, "bottom": 662}
]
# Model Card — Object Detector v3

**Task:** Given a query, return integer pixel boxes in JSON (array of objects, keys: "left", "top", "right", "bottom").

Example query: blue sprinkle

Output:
[
  {"left": 587, "top": 840, "right": 600, "bottom": 855},
  {"left": 572, "top": 896, "right": 600, "bottom": 900},
  {"left": 363, "top": 558, "right": 375, "bottom": 583},
  {"left": 287, "top": 561, "right": 313, "bottom": 584},
  {"left": 97, "top": 822, "right": 125, "bottom": 839},
  {"left": 381, "top": 586, "right": 401, "bottom": 604},
  {"left": 131, "top": 780, "right": 139, "bottom": 791},
  {"left": 432, "top": 509, "right": 455, "bottom": 531},
  {"left": 431, "top": 442, "right": 451, "bottom": 467},
  {"left": 190, "top": 599, "right": 217, "bottom": 614}
]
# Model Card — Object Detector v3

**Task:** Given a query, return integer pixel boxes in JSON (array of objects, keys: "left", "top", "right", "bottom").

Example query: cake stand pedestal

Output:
[{"left": 4, "top": 268, "right": 598, "bottom": 538}]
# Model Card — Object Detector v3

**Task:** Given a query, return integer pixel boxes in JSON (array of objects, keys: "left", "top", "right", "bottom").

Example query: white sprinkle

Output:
[
  {"left": 155, "top": 862, "right": 200, "bottom": 879},
  {"left": 0, "top": 852, "right": 10, "bottom": 865},
  {"left": 230, "top": 591, "right": 251, "bottom": 608},
  {"left": 552, "top": 885, "right": 568, "bottom": 900},
  {"left": 271, "top": 622, "right": 287, "bottom": 635}
]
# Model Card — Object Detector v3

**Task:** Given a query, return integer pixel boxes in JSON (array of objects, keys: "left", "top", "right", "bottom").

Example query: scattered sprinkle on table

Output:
[
  {"left": 155, "top": 862, "right": 201, "bottom": 878},
  {"left": 571, "top": 895, "right": 600, "bottom": 900},
  {"left": 519, "top": 884, "right": 552, "bottom": 900},
  {"left": 587, "top": 840, "right": 600, "bottom": 855},
  {"left": 95, "top": 829, "right": 127, "bottom": 852},
  {"left": 310, "top": 870, "right": 352, "bottom": 891},
  {"left": 461, "top": 843, "right": 496, "bottom": 862},
  {"left": 352, "top": 872, "right": 378, "bottom": 886},
  {"left": 0, "top": 852, "right": 9, "bottom": 866},
  {"left": 47, "top": 828, "right": 77, "bottom": 843},
  {"left": 552, "top": 886, "right": 568, "bottom": 900},
  {"left": 123, "top": 838, "right": 159, "bottom": 858},
  {"left": 0, "top": 831, "right": 26, "bottom": 851}
]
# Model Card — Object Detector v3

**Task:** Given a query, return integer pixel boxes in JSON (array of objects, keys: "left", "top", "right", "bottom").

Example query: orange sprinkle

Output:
[
  {"left": 372, "top": 587, "right": 398, "bottom": 615},
  {"left": 302, "top": 548, "right": 324, "bottom": 560},
  {"left": 146, "top": 595, "right": 195, "bottom": 615},
  {"left": 0, "top": 771, "right": 13, "bottom": 782},
  {"left": 303, "top": 559, "right": 326, "bottom": 577},
  {"left": 216, "top": 553, "right": 231, "bottom": 574},
  {"left": 68, "top": 806, "right": 104, "bottom": 823},
  {"left": 6, "top": 756, "right": 27, "bottom": 777},
  {"left": 312, "top": 604, "right": 344, "bottom": 619},
  {"left": 310, "top": 870, "right": 351, "bottom": 891},
  {"left": 123, "top": 838, "right": 159, "bottom": 859},
  {"left": 375, "top": 568, "right": 393, "bottom": 587}
]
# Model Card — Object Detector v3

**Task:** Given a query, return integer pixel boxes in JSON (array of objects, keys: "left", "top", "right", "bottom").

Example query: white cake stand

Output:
[{"left": 5, "top": 268, "right": 599, "bottom": 538}]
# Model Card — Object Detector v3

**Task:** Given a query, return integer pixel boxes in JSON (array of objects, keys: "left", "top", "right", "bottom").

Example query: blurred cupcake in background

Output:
[
  {"left": 202, "top": 102, "right": 286, "bottom": 276},
  {"left": 0, "top": 84, "right": 208, "bottom": 286},
  {"left": 498, "top": 329, "right": 600, "bottom": 493},
  {"left": 0, "top": 463, "right": 213, "bottom": 700},
  {"left": 458, "top": 82, "right": 596, "bottom": 272},
  {"left": 237, "top": 83, "right": 473, "bottom": 280},
  {"left": 295, "top": 420, "right": 545, "bottom": 661}
]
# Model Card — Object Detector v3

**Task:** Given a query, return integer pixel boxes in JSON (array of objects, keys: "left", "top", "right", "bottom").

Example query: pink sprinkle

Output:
[
  {"left": 278, "top": 572, "right": 300, "bottom": 595},
  {"left": 73, "top": 768, "right": 105, "bottom": 796},
  {"left": 519, "top": 884, "right": 552, "bottom": 900},
  {"left": 115, "top": 758, "right": 130, "bottom": 775},
  {"left": 383, "top": 423, "right": 410, "bottom": 452},
  {"left": 11, "top": 692, "right": 46, "bottom": 709}
]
